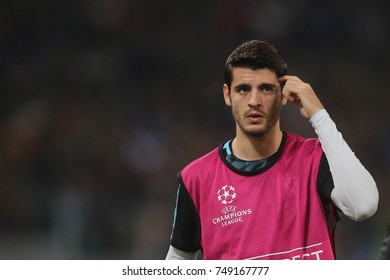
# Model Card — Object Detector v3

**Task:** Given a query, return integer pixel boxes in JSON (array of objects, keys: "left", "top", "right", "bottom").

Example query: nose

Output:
[{"left": 248, "top": 90, "right": 262, "bottom": 107}]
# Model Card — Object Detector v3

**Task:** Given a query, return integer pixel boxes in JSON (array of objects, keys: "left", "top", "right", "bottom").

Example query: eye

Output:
[
  {"left": 263, "top": 85, "right": 272, "bottom": 92},
  {"left": 260, "top": 84, "right": 276, "bottom": 94},
  {"left": 236, "top": 85, "right": 251, "bottom": 94}
]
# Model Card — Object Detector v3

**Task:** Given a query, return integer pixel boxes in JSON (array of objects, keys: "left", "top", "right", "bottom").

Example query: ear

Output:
[
  {"left": 223, "top": 84, "right": 232, "bottom": 106},
  {"left": 281, "top": 93, "right": 288, "bottom": 106},
  {"left": 280, "top": 84, "right": 287, "bottom": 106}
]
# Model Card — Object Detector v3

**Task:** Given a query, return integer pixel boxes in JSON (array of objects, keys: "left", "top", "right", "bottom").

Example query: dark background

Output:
[{"left": 0, "top": 0, "right": 389, "bottom": 259}]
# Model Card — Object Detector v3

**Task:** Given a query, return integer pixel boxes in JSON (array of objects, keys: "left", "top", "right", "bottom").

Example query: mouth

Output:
[{"left": 247, "top": 112, "right": 264, "bottom": 122}]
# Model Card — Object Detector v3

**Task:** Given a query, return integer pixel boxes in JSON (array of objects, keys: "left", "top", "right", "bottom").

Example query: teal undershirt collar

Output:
[{"left": 222, "top": 140, "right": 268, "bottom": 172}]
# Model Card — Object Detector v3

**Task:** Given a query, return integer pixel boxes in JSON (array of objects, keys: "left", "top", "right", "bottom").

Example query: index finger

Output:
[{"left": 278, "top": 75, "right": 301, "bottom": 82}]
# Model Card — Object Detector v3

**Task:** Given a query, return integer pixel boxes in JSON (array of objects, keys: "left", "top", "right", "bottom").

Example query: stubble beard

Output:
[
  {"left": 236, "top": 118, "right": 275, "bottom": 138},
  {"left": 233, "top": 104, "right": 282, "bottom": 139}
]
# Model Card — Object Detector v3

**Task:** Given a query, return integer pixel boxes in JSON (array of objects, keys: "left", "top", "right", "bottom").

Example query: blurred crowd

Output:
[{"left": 0, "top": 0, "right": 389, "bottom": 259}]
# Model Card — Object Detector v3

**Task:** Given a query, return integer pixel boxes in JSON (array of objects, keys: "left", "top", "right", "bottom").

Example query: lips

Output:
[{"left": 247, "top": 112, "right": 264, "bottom": 122}]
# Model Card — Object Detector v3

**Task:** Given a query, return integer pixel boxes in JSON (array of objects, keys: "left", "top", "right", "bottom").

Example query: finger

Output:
[
  {"left": 285, "top": 92, "right": 300, "bottom": 103},
  {"left": 279, "top": 75, "right": 303, "bottom": 83}
]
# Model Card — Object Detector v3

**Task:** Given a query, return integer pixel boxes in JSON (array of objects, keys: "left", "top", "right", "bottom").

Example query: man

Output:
[{"left": 166, "top": 40, "right": 379, "bottom": 260}]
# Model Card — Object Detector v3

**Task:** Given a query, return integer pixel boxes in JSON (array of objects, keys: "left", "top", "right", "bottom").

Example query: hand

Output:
[{"left": 279, "top": 75, "right": 324, "bottom": 119}]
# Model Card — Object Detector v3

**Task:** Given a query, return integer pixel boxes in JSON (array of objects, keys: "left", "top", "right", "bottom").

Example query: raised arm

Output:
[
  {"left": 280, "top": 75, "right": 379, "bottom": 221},
  {"left": 310, "top": 110, "right": 378, "bottom": 220}
]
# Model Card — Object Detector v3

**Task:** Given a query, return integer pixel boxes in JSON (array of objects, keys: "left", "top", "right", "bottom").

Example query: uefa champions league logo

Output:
[
  {"left": 217, "top": 185, "right": 236, "bottom": 205},
  {"left": 213, "top": 185, "right": 252, "bottom": 227}
]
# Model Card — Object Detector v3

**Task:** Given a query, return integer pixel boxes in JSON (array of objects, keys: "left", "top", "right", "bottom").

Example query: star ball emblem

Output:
[{"left": 217, "top": 185, "right": 236, "bottom": 205}]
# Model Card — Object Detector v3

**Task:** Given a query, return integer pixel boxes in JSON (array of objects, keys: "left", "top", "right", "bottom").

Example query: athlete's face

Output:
[{"left": 223, "top": 68, "right": 287, "bottom": 137}]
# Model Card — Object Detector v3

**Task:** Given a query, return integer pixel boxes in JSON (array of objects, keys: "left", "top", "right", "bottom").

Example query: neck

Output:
[{"left": 232, "top": 126, "right": 283, "bottom": 161}]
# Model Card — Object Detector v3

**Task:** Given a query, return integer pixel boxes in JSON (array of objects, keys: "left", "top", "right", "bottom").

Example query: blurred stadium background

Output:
[{"left": 0, "top": 0, "right": 389, "bottom": 259}]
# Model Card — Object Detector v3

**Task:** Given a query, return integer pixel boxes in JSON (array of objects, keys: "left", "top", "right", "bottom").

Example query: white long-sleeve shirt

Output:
[{"left": 310, "top": 109, "right": 378, "bottom": 221}]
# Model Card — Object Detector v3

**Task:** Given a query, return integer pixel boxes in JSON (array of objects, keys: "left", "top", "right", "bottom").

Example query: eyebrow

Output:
[
  {"left": 233, "top": 84, "right": 250, "bottom": 91},
  {"left": 233, "top": 82, "right": 277, "bottom": 91},
  {"left": 258, "top": 83, "right": 277, "bottom": 90}
]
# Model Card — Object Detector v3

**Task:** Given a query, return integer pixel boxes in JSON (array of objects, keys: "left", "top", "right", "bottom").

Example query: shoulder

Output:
[
  {"left": 181, "top": 146, "right": 221, "bottom": 176},
  {"left": 286, "top": 132, "right": 321, "bottom": 149},
  {"left": 284, "top": 132, "right": 323, "bottom": 159}
]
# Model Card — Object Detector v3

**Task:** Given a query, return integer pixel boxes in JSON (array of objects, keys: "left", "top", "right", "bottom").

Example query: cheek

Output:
[
  {"left": 230, "top": 102, "right": 242, "bottom": 121},
  {"left": 269, "top": 98, "right": 283, "bottom": 118},
  {"left": 268, "top": 95, "right": 283, "bottom": 108}
]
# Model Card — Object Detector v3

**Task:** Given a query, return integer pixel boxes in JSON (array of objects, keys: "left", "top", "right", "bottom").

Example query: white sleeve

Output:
[
  {"left": 310, "top": 109, "right": 379, "bottom": 221},
  {"left": 165, "top": 245, "right": 199, "bottom": 260}
]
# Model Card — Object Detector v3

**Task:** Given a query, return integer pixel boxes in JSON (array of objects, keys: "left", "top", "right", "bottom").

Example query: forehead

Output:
[{"left": 231, "top": 68, "right": 278, "bottom": 85}]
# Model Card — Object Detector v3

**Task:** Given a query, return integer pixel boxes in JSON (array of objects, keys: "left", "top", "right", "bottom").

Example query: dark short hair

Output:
[{"left": 224, "top": 40, "right": 287, "bottom": 89}]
